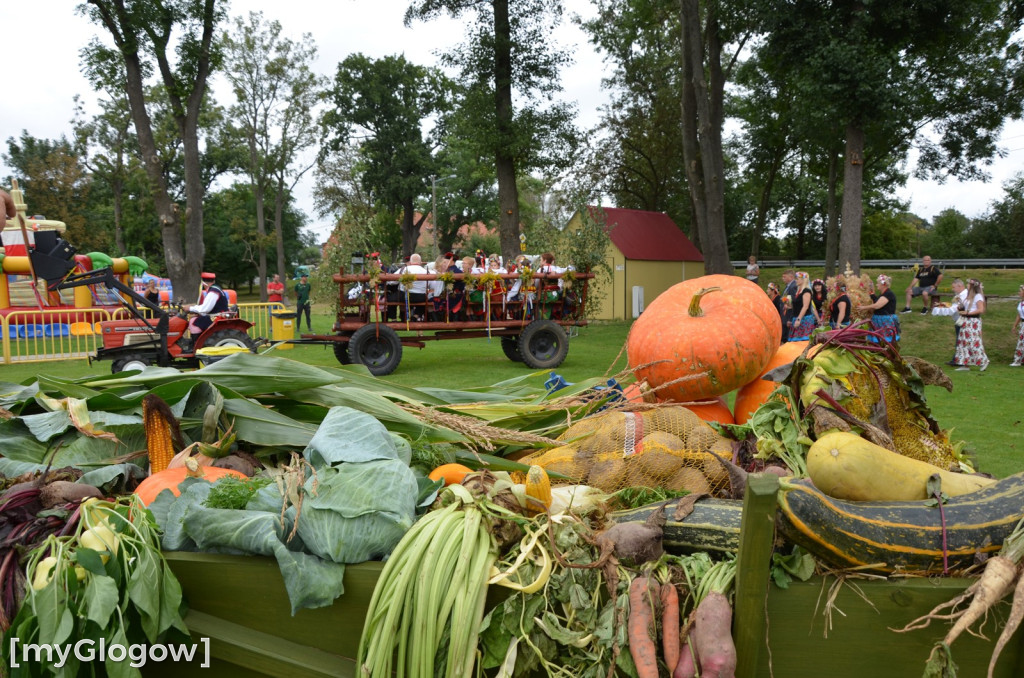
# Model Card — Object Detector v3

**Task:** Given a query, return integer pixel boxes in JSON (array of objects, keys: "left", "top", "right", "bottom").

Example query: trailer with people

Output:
[{"left": 315, "top": 264, "right": 594, "bottom": 376}]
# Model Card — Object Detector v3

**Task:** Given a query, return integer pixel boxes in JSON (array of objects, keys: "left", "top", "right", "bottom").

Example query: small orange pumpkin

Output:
[
  {"left": 428, "top": 463, "right": 473, "bottom": 486},
  {"left": 732, "top": 340, "right": 809, "bottom": 425},
  {"left": 133, "top": 458, "right": 247, "bottom": 506},
  {"left": 627, "top": 275, "right": 782, "bottom": 402},
  {"left": 684, "top": 396, "right": 736, "bottom": 426}
]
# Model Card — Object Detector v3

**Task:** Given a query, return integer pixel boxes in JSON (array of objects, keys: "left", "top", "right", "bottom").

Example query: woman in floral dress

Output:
[
  {"left": 1011, "top": 284, "right": 1024, "bottom": 367},
  {"left": 953, "top": 278, "right": 990, "bottom": 371}
]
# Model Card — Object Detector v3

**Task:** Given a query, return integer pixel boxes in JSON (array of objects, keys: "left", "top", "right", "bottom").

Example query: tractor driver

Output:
[{"left": 188, "top": 272, "right": 229, "bottom": 334}]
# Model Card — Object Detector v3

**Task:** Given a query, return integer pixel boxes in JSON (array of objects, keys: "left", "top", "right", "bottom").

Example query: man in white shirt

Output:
[{"left": 400, "top": 253, "right": 429, "bottom": 320}]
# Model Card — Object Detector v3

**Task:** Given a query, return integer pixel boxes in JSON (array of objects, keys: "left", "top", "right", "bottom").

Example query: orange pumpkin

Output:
[
  {"left": 627, "top": 275, "right": 782, "bottom": 402},
  {"left": 732, "top": 340, "right": 809, "bottom": 425},
  {"left": 684, "top": 396, "right": 736, "bottom": 426},
  {"left": 133, "top": 458, "right": 246, "bottom": 506}
]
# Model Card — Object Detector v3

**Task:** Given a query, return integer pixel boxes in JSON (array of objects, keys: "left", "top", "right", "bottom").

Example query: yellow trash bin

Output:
[{"left": 270, "top": 311, "right": 296, "bottom": 349}]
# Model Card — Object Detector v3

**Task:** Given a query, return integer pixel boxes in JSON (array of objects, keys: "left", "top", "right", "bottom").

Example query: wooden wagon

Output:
[
  {"left": 146, "top": 473, "right": 1024, "bottom": 677},
  {"left": 298, "top": 270, "right": 594, "bottom": 375}
]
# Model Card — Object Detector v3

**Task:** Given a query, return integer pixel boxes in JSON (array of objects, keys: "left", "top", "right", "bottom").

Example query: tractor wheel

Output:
[
  {"left": 518, "top": 320, "right": 569, "bottom": 370},
  {"left": 347, "top": 325, "right": 402, "bottom": 376},
  {"left": 111, "top": 353, "right": 152, "bottom": 374},
  {"left": 205, "top": 329, "right": 256, "bottom": 350},
  {"left": 501, "top": 336, "right": 523, "bottom": 362},
  {"left": 333, "top": 338, "right": 352, "bottom": 365}
]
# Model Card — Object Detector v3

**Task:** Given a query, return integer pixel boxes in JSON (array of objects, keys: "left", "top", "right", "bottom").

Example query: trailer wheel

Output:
[
  {"left": 348, "top": 325, "right": 402, "bottom": 376},
  {"left": 205, "top": 329, "right": 256, "bottom": 350},
  {"left": 333, "top": 339, "right": 352, "bottom": 365},
  {"left": 518, "top": 320, "right": 569, "bottom": 370},
  {"left": 501, "top": 336, "right": 523, "bottom": 362},
  {"left": 111, "top": 354, "right": 152, "bottom": 374}
]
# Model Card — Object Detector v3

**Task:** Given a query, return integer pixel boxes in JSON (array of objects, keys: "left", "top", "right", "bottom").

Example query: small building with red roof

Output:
[{"left": 569, "top": 206, "right": 704, "bottom": 320}]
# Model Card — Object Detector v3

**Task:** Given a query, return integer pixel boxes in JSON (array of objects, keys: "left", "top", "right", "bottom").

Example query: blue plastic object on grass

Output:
[
  {"left": 45, "top": 323, "right": 70, "bottom": 337},
  {"left": 545, "top": 372, "right": 571, "bottom": 393},
  {"left": 18, "top": 324, "right": 45, "bottom": 339}
]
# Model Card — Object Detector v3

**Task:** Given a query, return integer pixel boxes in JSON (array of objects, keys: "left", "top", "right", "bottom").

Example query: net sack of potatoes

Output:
[{"left": 521, "top": 406, "right": 733, "bottom": 496}]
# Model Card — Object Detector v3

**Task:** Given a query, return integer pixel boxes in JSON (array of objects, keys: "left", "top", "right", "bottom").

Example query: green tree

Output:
[
  {"left": 223, "top": 12, "right": 324, "bottom": 298},
  {"left": 579, "top": 0, "right": 691, "bottom": 235},
  {"left": 72, "top": 93, "right": 146, "bottom": 255},
  {"left": 405, "top": 0, "right": 579, "bottom": 262},
  {"left": 755, "top": 0, "right": 1024, "bottom": 273},
  {"left": 969, "top": 177, "right": 1024, "bottom": 257},
  {"left": 203, "top": 183, "right": 313, "bottom": 293},
  {"left": 2, "top": 132, "right": 100, "bottom": 252},
  {"left": 921, "top": 209, "right": 971, "bottom": 259},
  {"left": 323, "top": 54, "right": 449, "bottom": 258},
  {"left": 79, "top": 0, "right": 227, "bottom": 303}
]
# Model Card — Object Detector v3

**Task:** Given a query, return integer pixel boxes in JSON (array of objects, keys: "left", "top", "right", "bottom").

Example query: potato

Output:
[
  {"left": 632, "top": 449, "right": 682, "bottom": 481},
  {"left": 637, "top": 430, "right": 685, "bottom": 452},
  {"left": 664, "top": 467, "right": 712, "bottom": 494},
  {"left": 587, "top": 459, "right": 627, "bottom": 491}
]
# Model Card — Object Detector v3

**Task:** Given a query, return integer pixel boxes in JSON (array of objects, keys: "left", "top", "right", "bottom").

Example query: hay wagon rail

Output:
[{"left": 310, "top": 270, "right": 594, "bottom": 375}]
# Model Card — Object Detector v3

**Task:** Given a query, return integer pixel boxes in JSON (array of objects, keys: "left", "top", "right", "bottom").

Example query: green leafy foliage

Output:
[{"left": 1, "top": 497, "right": 189, "bottom": 677}]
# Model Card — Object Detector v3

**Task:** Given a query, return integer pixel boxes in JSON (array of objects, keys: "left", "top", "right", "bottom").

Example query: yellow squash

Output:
[{"left": 807, "top": 431, "right": 995, "bottom": 501}]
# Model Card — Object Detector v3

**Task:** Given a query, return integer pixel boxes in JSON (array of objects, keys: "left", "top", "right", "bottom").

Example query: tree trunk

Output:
[
  {"left": 401, "top": 200, "right": 418, "bottom": 257},
  {"left": 680, "top": 0, "right": 731, "bottom": 274},
  {"left": 493, "top": 0, "right": 520, "bottom": 263},
  {"left": 253, "top": 175, "right": 268, "bottom": 301},
  {"left": 751, "top": 151, "right": 782, "bottom": 258},
  {"left": 679, "top": 0, "right": 707, "bottom": 253},
  {"left": 118, "top": 46, "right": 185, "bottom": 299},
  {"left": 274, "top": 182, "right": 287, "bottom": 285},
  {"left": 824, "top": 147, "right": 840, "bottom": 277},
  {"left": 839, "top": 123, "right": 865, "bottom": 274},
  {"left": 112, "top": 176, "right": 126, "bottom": 255}
]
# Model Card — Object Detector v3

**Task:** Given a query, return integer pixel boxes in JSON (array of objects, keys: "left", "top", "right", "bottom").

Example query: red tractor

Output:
[{"left": 58, "top": 268, "right": 259, "bottom": 373}]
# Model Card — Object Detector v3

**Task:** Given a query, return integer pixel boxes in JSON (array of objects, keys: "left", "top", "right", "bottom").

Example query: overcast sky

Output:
[{"left": 3, "top": 0, "right": 1022, "bottom": 242}]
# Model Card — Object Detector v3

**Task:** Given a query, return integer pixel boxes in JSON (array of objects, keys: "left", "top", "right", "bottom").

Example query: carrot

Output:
[
  {"left": 987, "top": 566, "right": 1024, "bottom": 678},
  {"left": 673, "top": 638, "right": 697, "bottom": 678},
  {"left": 627, "top": 575, "right": 660, "bottom": 678},
  {"left": 691, "top": 590, "right": 736, "bottom": 678},
  {"left": 661, "top": 582, "right": 680, "bottom": 671}
]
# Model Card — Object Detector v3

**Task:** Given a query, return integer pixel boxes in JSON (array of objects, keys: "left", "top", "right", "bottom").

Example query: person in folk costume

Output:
[
  {"left": 788, "top": 272, "right": 817, "bottom": 341},
  {"left": 858, "top": 274, "right": 901, "bottom": 344},
  {"left": 1011, "top": 284, "right": 1024, "bottom": 367},
  {"left": 810, "top": 278, "right": 828, "bottom": 325},
  {"left": 828, "top": 281, "right": 852, "bottom": 329},
  {"left": 952, "top": 278, "right": 990, "bottom": 371},
  {"left": 486, "top": 253, "right": 508, "bottom": 320}
]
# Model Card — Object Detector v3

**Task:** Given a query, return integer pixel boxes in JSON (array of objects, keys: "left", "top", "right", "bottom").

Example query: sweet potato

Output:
[
  {"left": 691, "top": 591, "right": 736, "bottom": 678},
  {"left": 673, "top": 639, "right": 697, "bottom": 678}
]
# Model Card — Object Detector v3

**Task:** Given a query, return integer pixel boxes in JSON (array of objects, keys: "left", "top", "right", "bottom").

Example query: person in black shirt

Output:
[
  {"left": 860, "top": 274, "right": 900, "bottom": 344},
  {"left": 902, "top": 255, "right": 943, "bottom": 314}
]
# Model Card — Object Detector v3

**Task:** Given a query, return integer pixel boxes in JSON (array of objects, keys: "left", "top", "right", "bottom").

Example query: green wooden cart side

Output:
[
  {"left": 144, "top": 552, "right": 382, "bottom": 677},
  {"left": 733, "top": 474, "right": 1024, "bottom": 678},
  {"left": 144, "top": 477, "right": 1024, "bottom": 677}
]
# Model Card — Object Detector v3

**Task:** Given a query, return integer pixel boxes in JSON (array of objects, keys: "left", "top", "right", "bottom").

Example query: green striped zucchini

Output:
[
  {"left": 608, "top": 498, "right": 743, "bottom": 555},
  {"left": 777, "top": 472, "right": 1024, "bottom": 573}
]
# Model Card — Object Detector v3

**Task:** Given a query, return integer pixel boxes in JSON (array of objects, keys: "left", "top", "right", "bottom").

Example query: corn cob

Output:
[{"left": 143, "top": 394, "right": 176, "bottom": 474}]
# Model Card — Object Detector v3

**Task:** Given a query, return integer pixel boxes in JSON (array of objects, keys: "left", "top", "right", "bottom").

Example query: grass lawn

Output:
[{"left": 2, "top": 269, "right": 1021, "bottom": 477}]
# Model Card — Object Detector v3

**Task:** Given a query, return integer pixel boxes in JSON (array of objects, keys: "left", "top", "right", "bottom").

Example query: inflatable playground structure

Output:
[{"left": 0, "top": 182, "right": 158, "bottom": 363}]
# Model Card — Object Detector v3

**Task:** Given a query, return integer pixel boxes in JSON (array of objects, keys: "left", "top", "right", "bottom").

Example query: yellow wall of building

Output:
[{"left": 589, "top": 245, "right": 706, "bottom": 321}]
